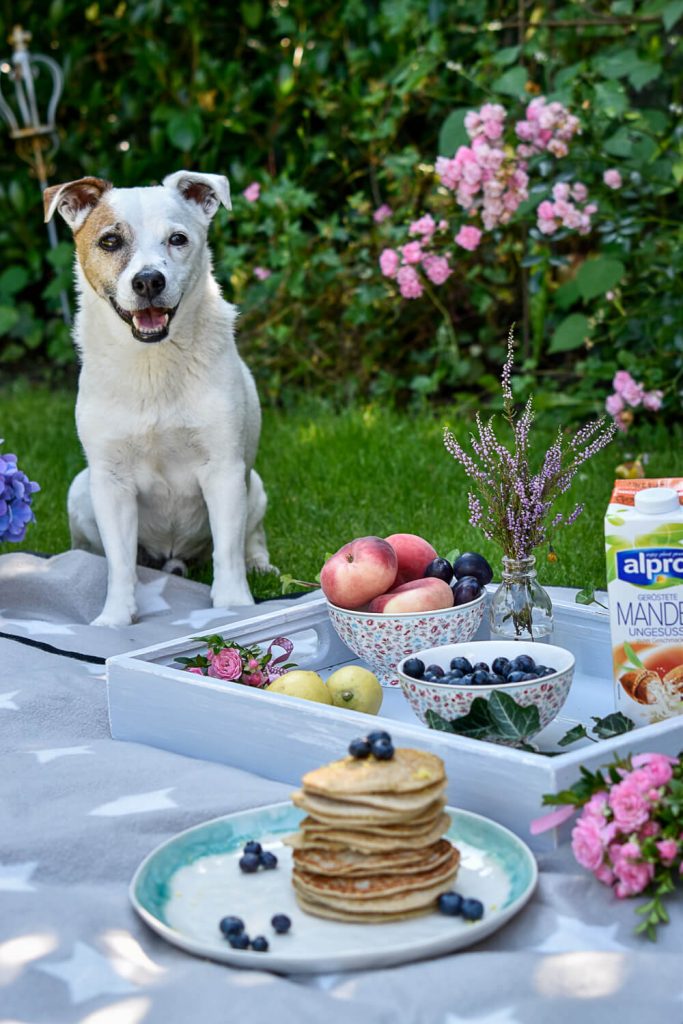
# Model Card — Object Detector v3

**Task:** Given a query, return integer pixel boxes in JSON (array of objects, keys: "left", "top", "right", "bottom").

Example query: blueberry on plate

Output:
[
  {"left": 460, "top": 898, "right": 484, "bottom": 921},
  {"left": 260, "top": 850, "right": 278, "bottom": 869},
  {"left": 366, "top": 729, "right": 391, "bottom": 744},
  {"left": 492, "top": 656, "right": 511, "bottom": 677},
  {"left": 243, "top": 840, "right": 262, "bottom": 857},
  {"left": 423, "top": 557, "right": 454, "bottom": 584},
  {"left": 425, "top": 664, "right": 445, "bottom": 678},
  {"left": 371, "top": 737, "right": 395, "bottom": 760},
  {"left": 403, "top": 657, "right": 425, "bottom": 680},
  {"left": 348, "top": 737, "right": 372, "bottom": 759},
  {"left": 511, "top": 654, "right": 536, "bottom": 674},
  {"left": 452, "top": 552, "right": 493, "bottom": 587},
  {"left": 438, "top": 891, "right": 464, "bottom": 916},
  {"left": 219, "top": 915, "right": 245, "bottom": 937},
  {"left": 239, "top": 852, "right": 261, "bottom": 873},
  {"left": 271, "top": 913, "right": 292, "bottom": 934},
  {"left": 450, "top": 657, "right": 473, "bottom": 674},
  {"left": 251, "top": 935, "right": 269, "bottom": 952},
  {"left": 229, "top": 933, "right": 250, "bottom": 949}
]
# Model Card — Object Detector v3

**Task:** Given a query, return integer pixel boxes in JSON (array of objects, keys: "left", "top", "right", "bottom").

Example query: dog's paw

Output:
[
  {"left": 247, "top": 557, "right": 279, "bottom": 575},
  {"left": 211, "top": 581, "right": 254, "bottom": 609},
  {"left": 91, "top": 601, "right": 137, "bottom": 628}
]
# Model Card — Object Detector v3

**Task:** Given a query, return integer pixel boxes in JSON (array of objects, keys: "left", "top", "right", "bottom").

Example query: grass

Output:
[{"left": 2, "top": 381, "right": 682, "bottom": 600}]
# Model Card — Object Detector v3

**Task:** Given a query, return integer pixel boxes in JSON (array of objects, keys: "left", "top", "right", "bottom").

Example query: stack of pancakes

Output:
[{"left": 286, "top": 747, "right": 459, "bottom": 922}]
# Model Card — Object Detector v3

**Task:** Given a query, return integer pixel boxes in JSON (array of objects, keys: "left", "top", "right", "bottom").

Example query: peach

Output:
[
  {"left": 385, "top": 533, "right": 439, "bottom": 585},
  {"left": 368, "top": 577, "right": 454, "bottom": 614},
  {"left": 321, "top": 536, "right": 398, "bottom": 610}
]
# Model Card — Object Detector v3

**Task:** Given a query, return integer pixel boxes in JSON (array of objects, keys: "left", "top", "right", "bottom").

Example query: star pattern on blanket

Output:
[
  {"left": 0, "top": 860, "right": 38, "bottom": 891},
  {"left": 0, "top": 690, "right": 20, "bottom": 710},
  {"left": 0, "top": 614, "right": 75, "bottom": 635},
  {"left": 89, "top": 787, "right": 177, "bottom": 817},
  {"left": 134, "top": 577, "right": 171, "bottom": 616},
  {"left": 28, "top": 745, "right": 94, "bottom": 764},
  {"left": 37, "top": 941, "right": 137, "bottom": 1004},
  {"left": 530, "top": 911, "right": 624, "bottom": 952},
  {"left": 172, "top": 606, "right": 237, "bottom": 630}
]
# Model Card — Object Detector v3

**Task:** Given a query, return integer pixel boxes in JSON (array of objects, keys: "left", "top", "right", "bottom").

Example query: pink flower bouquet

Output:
[
  {"left": 533, "top": 751, "right": 683, "bottom": 939},
  {"left": 175, "top": 635, "right": 295, "bottom": 689}
]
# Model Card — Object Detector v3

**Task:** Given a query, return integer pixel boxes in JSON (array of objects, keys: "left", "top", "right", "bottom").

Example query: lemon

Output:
[
  {"left": 326, "top": 666, "right": 383, "bottom": 715},
  {"left": 267, "top": 670, "right": 332, "bottom": 704}
]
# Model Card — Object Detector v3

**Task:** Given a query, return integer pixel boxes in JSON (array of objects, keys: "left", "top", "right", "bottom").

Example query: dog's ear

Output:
[
  {"left": 43, "top": 177, "right": 112, "bottom": 232},
  {"left": 163, "top": 171, "right": 231, "bottom": 221}
]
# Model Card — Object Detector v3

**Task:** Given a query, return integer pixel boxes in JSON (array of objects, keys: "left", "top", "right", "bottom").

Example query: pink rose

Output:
[
  {"left": 572, "top": 181, "right": 588, "bottom": 202},
  {"left": 400, "top": 241, "right": 423, "bottom": 264},
  {"left": 396, "top": 265, "right": 423, "bottom": 299},
  {"left": 187, "top": 666, "right": 205, "bottom": 675},
  {"left": 242, "top": 182, "right": 261, "bottom": 202},
  {"left": 537, "top": 217, "right": 558, "bottom": 235},
  {"left": 207, "top": 647, "right": 243, "bottom": 681},
  {"left": 379, "top": 248, "right": 400, "bottom": 278},
  {"left": 572, "top": 814, "right": 607, "bottom": 871},
  {"left": 253, "top": 266, "right": 271, "bottom": 281},
  {"left": 612, "top": 841, "right": 655, "bottom": 898},
  {"left": 606, "top": 393, "right": 625, "bottom": 416},
  {"left": 604, "top": 168, "right": 622, "bottom": 190},
  {"left": 373, "top": 203, "right": 392, "bottom": 223},
  {"left": 656, "top": 839, "right": 678, "bottom": 866},
  {"left": 537, "top": 200, "right": 555, "bottom": 220},
  {"left": 455, "top": 225, "right": 482, "bottom": 251},
  {"left": 613, "top": 370, "right": 643, "bottom": 407},
  {"left": 594, "top": 862, "right": 615, "bottom": 886},
  {"left": 632, "top": 753, "right": 675, "bottom": 787},
  {"left": 642, "top": 390, "right": 664, "bottom": 412},
  {"left": 422, "top": 254, "right": 451, "bottom": 285},
  {"left": 609, "top": 778, "right": 651, "bottom": 832},
  {"left": 242, "top": 669, "right": 265, "bottom": 688},
  {"left": 552, "top": 182, "right": 570, "bottom": 202},
  {"left": 409, "top": 214, "right": 436, "bottom": 237}
]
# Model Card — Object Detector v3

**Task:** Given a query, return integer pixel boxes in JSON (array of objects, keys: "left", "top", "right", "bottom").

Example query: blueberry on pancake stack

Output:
[{"left": 286, "top": 732, "right": 459, "bottom": 922}]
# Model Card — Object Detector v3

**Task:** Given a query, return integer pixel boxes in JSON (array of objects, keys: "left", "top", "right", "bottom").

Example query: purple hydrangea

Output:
[{"left": 0, "top": 446, "right": 40, "bottom": 544}]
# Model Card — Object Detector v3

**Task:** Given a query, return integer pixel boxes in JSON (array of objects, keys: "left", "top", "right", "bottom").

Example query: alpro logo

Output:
[{"left": 617, "top": 548, "right": 683, "bottom": 586}]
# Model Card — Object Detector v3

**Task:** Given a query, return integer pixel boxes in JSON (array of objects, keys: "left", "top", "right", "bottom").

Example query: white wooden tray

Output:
[{"left": 106, "top": 590, "right": 683, "bottom": 851}]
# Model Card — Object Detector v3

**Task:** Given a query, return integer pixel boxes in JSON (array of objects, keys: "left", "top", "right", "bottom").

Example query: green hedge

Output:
[{"left": 1, "top": 0, "right": 681, "bottom": 416}]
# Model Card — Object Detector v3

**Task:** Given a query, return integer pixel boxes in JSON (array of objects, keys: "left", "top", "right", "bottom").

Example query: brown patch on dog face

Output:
[{"left": 74, "top": 200, "right": 134, "bottom": 297}]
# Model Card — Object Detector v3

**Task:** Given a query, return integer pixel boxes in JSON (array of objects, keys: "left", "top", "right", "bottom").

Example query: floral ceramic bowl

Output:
[
  {"left": 326, "top": 592, "right": 486, "bottom": 688},
  {"left": 396, "top": 639, "right": 575, "bottom": 741}
]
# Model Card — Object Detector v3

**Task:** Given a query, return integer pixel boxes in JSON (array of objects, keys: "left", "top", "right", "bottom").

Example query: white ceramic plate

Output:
[{"left": 130, "top": 801, "right": 537, "bottom": 974}]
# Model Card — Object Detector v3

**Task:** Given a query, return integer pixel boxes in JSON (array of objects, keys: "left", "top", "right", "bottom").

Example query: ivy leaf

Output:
[
  {"left": 425, "top": 709, "right": 455, "bottom": 732},
  {"left": 446, "top": 697, "right": 495, "bottom": 739},
  {"left": 557, "top": 723, "right": 590, "bottom": 747},
  {"left": 591, "top": 712, "right": 635, "bottom": 739},
  {"left": 487, "top": 690, "right": 541, "bottom": 740}
]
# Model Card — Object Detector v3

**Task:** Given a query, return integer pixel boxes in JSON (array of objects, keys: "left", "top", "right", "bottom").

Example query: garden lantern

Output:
[{"left": 0, "top": 24, "right": 70, "bottom": 324}]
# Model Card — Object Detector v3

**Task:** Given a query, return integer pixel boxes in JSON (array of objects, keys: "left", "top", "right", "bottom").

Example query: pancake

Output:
[
  {"left": 292, "top": 873, "right": 457, "bottom": 916},
  {"left": 293, "top": 891, "right": 433, "bottom": 923},
  {"left": 293, "top": 847, "right": 460, "bottom": 901},
  {"left": 310, "top": 781, "right": 447, "bottom": 812},
  {"left": 292, "top": 789, "right": 446, "bottom": 825},
  {"left": 301, "top": 748, "right": 446, "bottom": 798},
  {"left": 293, "top": 838, "right": 455, "bottom": 877},
  {"left": 296, "top": 812, "right": 452, "bottom": 853}
]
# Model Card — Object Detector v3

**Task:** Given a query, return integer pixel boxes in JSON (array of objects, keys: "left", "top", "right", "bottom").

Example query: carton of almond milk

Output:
[{"left": 605, "top": 479, "right": 683, "bottom": 726}]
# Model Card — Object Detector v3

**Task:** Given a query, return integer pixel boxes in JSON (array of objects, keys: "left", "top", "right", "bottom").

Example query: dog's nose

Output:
[{"left": 131, "top": 268, "right": 166, "bottom": 302}]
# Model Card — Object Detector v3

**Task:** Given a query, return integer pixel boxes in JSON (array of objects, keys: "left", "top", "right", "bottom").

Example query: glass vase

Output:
[{"left": 488, "top": 555, "right": 554, "bottom": 642}]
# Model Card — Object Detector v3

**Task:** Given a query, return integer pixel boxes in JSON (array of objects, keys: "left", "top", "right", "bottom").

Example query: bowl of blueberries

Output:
[{"left": 396, "top": 640, "right": 575, "bottom": 740}]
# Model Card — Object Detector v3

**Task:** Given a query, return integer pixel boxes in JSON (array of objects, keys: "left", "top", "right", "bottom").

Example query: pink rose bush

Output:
[
  {"left": 175, "top": 635, "right": 295, "bottom": 689},
  {"left": 534, "top": 750, "right": 683, "bottom": 939},
  {"left": 604, "top": 370, "right": 664, "bottom": 431}
]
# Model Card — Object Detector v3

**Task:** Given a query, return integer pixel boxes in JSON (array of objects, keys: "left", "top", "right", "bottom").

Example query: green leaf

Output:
[
  {"left": 444, "top": 548, "right": 461, "bottom": 564},
  {"left": 446, "top": 697, "right": 495, "bottom": 739},
  {"left": 0, "top": 306, "right": 20, "bottom": 334},
  {"left": 591, "top": 712, "right": 635, "bottom": 739},
  {"left": 424, "top": 709, "right": 455, "bottom": 732},
  {"left": 438, "top": 109, "right": 470, "bottom": 157},
  {"left": 603, "top": 127, "right": 633, "bottom": 157},
  {"left": 607, "top": 515, "right": 626, "bottom": 526},
  {"left": 166, "top": 110, "right": 202, "bottom": 150},
  {"left": 623, "top": 642, "right": 646, "bottom": 670},
  {"left": 554, "top": 279, "right": 579, "bottom": 311},
  {"left": 575, "top": 258, "right": 625, "bottom": 301},
  {"left": 491, "top": 66, "right": 527, "bottom": 98},
  {"left": 492, "top": 45, "right": 521, "bottom": 67},
  {"left": 629, "top": 61, "right": 661, "bottom": 91},
  {"left": 598, "top": 48, "right": 642, "bottom": 80},
  {"left": 240, "top": 0, "right": 263, "bottom": 28},
  {"left": 575, "top": 587, "right": 596, "bottom": 605},
  {"left": 663, "top": 0, "right": 683, "bottom": 29},
  {"left": 487, "top": 690, "right": 541, "bottom": 740},
  {"left": 593, "top": 80, "right": 628, "bottom": 118},
  {"left": 0, "top": 266, "right": 29, "bottom": 299},
  {"left": 548, "top": 313, "right": 591, "bottom": 354},
  {"left": 557, "top": 723, "right": 589, "bottom": 747}
]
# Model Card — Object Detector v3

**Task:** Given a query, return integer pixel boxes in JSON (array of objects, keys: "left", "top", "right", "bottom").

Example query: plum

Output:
[{"left": 453, "top": 552, "right": 493, "bottom": 587}]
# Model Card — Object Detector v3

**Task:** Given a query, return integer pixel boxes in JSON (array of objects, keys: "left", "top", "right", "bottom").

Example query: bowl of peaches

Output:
[{"left": 321, "top": 532, "right": 490, "bottom": 687}]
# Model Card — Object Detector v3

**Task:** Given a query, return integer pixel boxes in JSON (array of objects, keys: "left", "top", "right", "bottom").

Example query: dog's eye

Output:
[
  {"left": 169, "top": 233, "right": 188, "bottom": 247},
  {"left": 98, "top": 233, "right": 123, "bottom": 252}
]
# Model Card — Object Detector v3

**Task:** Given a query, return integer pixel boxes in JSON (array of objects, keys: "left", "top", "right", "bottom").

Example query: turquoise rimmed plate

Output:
[{"left": 130, "top": 802, "right": 537, "bottom": 974}]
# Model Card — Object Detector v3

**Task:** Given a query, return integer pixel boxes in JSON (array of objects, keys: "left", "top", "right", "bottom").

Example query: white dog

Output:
[{"left": 44, "top": 171, "right": 272, "bottom": 627}]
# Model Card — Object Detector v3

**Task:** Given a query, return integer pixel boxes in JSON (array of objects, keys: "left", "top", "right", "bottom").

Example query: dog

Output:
[{"left": 43, "top": 171, "right": 273, "bottom": 627}]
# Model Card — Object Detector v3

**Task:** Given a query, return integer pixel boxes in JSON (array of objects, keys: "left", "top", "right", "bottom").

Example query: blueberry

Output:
[
  {"left": 491, "top": 656, "right": 511, "bottom": 677},
  {"left": 425, "top": 664, "right": 445, "bottom": 678},
  {"left": 239, "top": 852, "right": 261, "bottom": 873},
  {"left": 450, "top": 657, "right": 473, "bottom": 674},
  {"left": 489, "top": 674, "right": 507, "bottom": 685},
  {"left": 423, "top": 557, "right": 454, "bottom": 584},
  {"left": 459, "top": 674, "right": 474, "bottom": 686},
  {"left": 541, "top": 665, "right": 557, "bottom": 677},
  {"left": 471, "top": 670, "right": 490, "bottom": 686},
  {"left": 366, "top": 729, "right": 391, "bottom": 744},
  {"left": 460, "top": 898, "right": 484, "bottom": 921},
  {"left": 507, "top": 671, "right": 526, "bottom": 683},
  {"left": 452, "top": 576, "right": 482, "bottom": 606},
  {"left": 219, "top": 915, "right": 245, "bottom": 937},
  {"left": 520, "top": 672, "right": 538, "bottom": 681},
  {"left": 349, "top": 737, "right": 372, "bottom": 759},
  {"left": 371, "top": 737, "right": 395, "bottom": 760},
  {"left": 423, "top": 672, "right": 438, "bottom": 682},
  {"left": 449, "top": 668, "right": 464, "bottom": 679},
  {"left": 511, "top": 654, "right": 536, "bottom": 674},
  {"left": 260, "top": 850, "right": 278, "bottom": 869},
  {"left": 243, "top": 840, "right": 262, "bottom": 856},
  {"left": 251, "top": 935, "right": 269, "bottom": 952},
  {"left": 403, "top": 657, "right": 425, "bottom": 679},
  {"left": 229, "top": 932, "right": 250, "bottom": 949},
  {"left": 473, "top": 661, "right": 490, "bottom": 673},
  {"left": 453, "top": 552, "right": 493, "bottom": 587},
  {"left": 438, "top": 891, "right": 464, "bottom": 916},
  {"left": 271, "top": 913, "right": 292, "bottom": 934}
]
